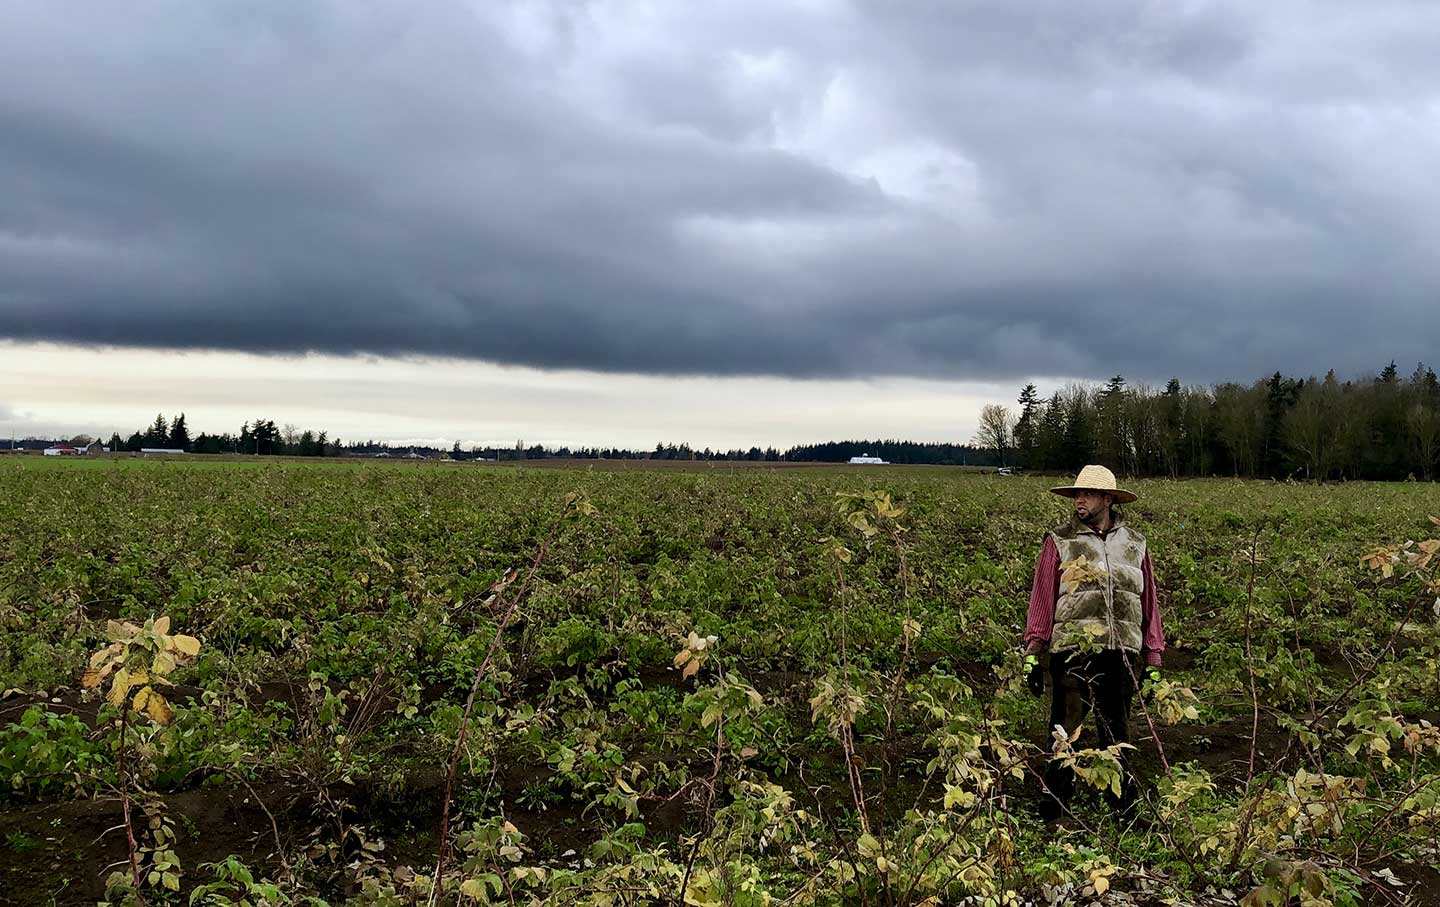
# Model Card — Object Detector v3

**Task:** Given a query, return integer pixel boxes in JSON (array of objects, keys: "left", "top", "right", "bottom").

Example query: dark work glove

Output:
[{"left": 1024, "top": 653, "right": 1045, "bottom": 697}]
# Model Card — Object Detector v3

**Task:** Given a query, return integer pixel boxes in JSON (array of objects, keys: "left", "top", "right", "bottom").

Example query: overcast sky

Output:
[{"left": 3, "top": 1, "right": 1438, "bottom": 445}]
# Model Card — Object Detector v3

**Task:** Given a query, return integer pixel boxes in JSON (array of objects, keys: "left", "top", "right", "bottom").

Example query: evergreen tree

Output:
[
  {"left": 168, "top": 413, "right": 191, "bottom": 451},
  {"left": 107, "top": 432, "right": 123, "bottom": 452},
  {"left": 1014, "top": 384, "right": 1041, "bottom": 467},
  {"left": 1370, "top": 363, "right": 1408, "bottom": 478},
  {"left": 1096, "top": 375, "right": 1131, "bottom": 474},
  {"left": 1060, "top": 386, "right": 1094, "bottom": 470},
  {"left": 241, "top": 419, "right": 279, "bottom": 455},
  {"left": 1036, "top": 394, "right": 1066, "bottom": 470},
  {"left": 144, "top": 414, "right": 169, "bottom": 447},
  {"left": 1261, "top": 372, "right": 1300, "bottom": 478}
]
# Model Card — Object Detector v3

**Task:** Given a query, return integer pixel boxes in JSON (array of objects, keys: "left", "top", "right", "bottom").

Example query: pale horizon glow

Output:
[{"left": 0, "top": 341, "right": 1063, "bottom": 451}]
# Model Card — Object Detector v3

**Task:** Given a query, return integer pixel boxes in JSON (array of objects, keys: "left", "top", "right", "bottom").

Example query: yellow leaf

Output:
[
  {"left": 108, "top": 668, "right": 132, "bottom": 708},
  {"left": 132, "top": 686, "right": 152, "bottom": 712},
  {"left": 152, "top": 651, "right": 176, "bottom": 676},
  {"left": 93, "top": 660, "right": 121, "bottom": 684},
  {"left": 89, "top": 644, "right": 121, "bottom": 669},
  {"left": 902, "top": 618, "right": 922, "bottom": 643},
  {"left": 682, "top": 659, "right": 700, "bottom": 680},
  {"left": 145, "top": 691, "right": 173, "bottom": 725},
  {"left": 81, "top": 669, "right": 101, "bottom": 689},
  {"left": 153, "top": 616, "right": 171, "bottom": 636},
  {"left": 1093, "top": 875, "right": 1109, "bottom": 895},
  {"left": 170, "top": 635, "right": 200, "bottom": 658},
  {"left": 673, "top": 649, "right": 692, "bottom": 668}
]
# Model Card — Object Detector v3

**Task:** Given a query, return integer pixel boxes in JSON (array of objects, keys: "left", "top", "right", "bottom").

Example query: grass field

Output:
[{"left": 2, "top": 458, "right": 1438, "bottom": 906}]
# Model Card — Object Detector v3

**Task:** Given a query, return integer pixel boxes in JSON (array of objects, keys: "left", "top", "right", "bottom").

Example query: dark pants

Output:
[{"left": 1040, "top": 649, "right": 1138, "bottom": 819}]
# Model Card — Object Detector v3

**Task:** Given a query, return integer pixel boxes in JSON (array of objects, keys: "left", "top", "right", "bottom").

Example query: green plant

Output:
[
  {"left": 86, "top": 615, "right": 201, "bottom": 905},
  {"left": 0, "top": 706, "right": 108, "bottom": 799}
]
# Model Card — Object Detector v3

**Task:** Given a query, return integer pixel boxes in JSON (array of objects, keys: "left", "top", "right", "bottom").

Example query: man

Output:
[{"left": 1021, "top": 464, "right": 1164, "bottom": 821}]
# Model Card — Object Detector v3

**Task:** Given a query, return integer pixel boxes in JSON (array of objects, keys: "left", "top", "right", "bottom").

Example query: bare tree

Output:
[
  {"left": 972, "top": 404, "right": 1014, "bottom": 467},
  {"left": 1123, "top": 384, "right": 1163, "bottom": 477},
  {"left": 1333, "top": 388, "right": 1370, "bottom": 480},
  {"left": 1283, "top": 381, "right": 1337, "bottom": 480},
  {"left": 1407, "top": 402, "right": 1440, "bottom": 481},
  {"left": 1213, "top": 383, "right": 1263, "bottom": 476}
]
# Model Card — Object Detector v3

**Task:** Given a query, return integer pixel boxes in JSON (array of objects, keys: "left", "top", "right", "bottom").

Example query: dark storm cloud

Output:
[{"left": 3, "top": 0, "right": 1439, "bottom": 384}]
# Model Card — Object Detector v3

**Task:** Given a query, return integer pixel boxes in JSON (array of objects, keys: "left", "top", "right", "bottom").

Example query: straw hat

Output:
[{"left": 1049, "top": 464, "right": 1137, "bottom": 504}]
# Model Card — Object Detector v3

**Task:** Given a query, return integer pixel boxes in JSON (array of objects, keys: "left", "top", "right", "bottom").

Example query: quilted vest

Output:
[{"left": 1048, "top": 513, "right": 1146, "bottom": 654}]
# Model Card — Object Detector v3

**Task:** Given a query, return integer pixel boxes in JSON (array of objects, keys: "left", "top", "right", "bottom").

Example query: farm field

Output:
[{"left": 1, "top": 458, "right": 1438, "bottom": 907}]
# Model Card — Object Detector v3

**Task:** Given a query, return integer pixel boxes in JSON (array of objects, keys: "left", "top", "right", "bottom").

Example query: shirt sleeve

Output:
[
  {"left": 1140, "top": 550, "right": 1164, "bottom": 667},
  {"left": 1023, "top": 536, "right": 1060, "bottom": 655}
]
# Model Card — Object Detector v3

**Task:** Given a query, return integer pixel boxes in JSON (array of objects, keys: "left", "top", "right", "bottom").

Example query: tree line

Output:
[
  {"left": 104, "top": 415, "right": 343, "bottom": 457},
  {"left": 973, "top": 361, "right": 1440, "bottom": 480},
  {"left": 447, "top": 440, "right": 993, "bottom": 463},
  {"left": 443, "top": 441, "right": 790, "bottom": 461},
  {"left": 68, "top": 423, "right": 989, "bottom": 465}
]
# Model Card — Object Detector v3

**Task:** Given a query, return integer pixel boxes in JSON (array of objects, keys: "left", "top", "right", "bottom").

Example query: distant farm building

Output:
[
  {"left": 848, "top": 454, "right": 888, "bottom": 465},
  {"left": 44, "top": 441, "right": 108, "bottom": 456}
]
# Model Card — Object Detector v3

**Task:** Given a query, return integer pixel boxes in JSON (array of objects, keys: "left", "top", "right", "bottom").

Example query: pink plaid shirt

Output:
[{"left": 1023, "top": 534, "right": 1165, "bottom": 667}]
